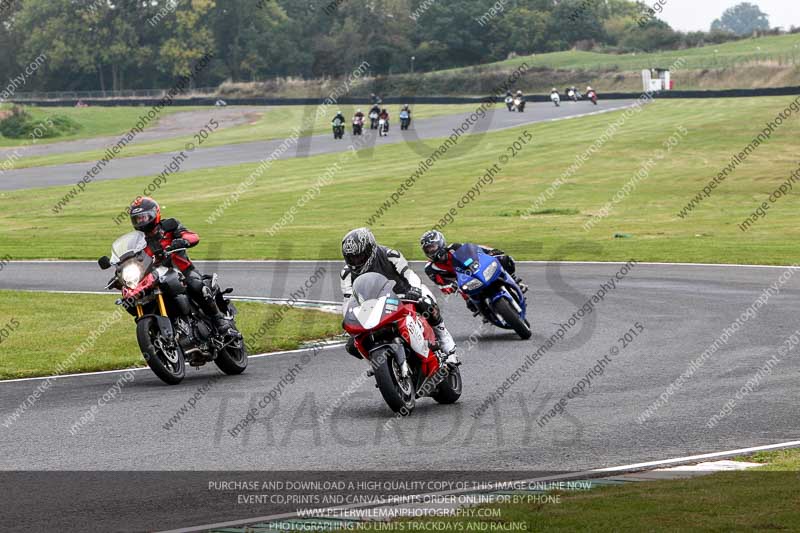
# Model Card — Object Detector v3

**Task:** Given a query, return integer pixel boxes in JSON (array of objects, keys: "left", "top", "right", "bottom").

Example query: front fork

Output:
[{"left": 134, "top": 291, "right": 168, "bottom": 318}]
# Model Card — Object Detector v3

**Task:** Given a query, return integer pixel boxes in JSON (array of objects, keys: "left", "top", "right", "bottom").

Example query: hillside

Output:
[{"left": 221, "top": 34, "right": 800, "bottom": 97}]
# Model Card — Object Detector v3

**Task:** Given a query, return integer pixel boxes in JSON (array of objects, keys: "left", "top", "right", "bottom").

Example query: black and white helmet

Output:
[
  {"left": 342, "top": 228, "right": 377, "bottom": 275},
  {"left": 420, "top": 230, "right": 447, "bottom": 263}
]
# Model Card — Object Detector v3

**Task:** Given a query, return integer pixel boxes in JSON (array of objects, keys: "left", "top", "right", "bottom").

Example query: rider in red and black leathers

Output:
[
  {"left": 129, "top": 196, "right": 231, "bottom": 330},
  {"left": 420, "top": 231, "right": 527, "bottom": 314}
]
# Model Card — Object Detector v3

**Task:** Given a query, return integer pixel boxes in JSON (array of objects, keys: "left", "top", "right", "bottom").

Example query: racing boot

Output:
[
  {"left": 433, "top": 323, "right": 460, "bottom": 366},
  {"left": 199, "top": 294, "right": 235, "bottom": 335}
]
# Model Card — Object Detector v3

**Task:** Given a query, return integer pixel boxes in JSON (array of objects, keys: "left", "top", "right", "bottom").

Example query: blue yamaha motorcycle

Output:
[{"left": 452, "top": 244, "right": 531, "bottom": 340}]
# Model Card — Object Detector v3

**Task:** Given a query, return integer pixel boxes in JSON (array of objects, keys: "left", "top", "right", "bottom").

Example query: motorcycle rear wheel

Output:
[
  {"left": 137, "top": 317, "right": 185, "bottom": 385},
  {"left": 493, "top": 298, "right": 532, "bottom": 340},
  {"left": 373, "top": 348, "right": 415, "bottom": 415}
]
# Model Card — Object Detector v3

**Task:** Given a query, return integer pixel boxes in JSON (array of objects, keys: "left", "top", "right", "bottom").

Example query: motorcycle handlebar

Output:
[{"left": 164, "top": 247, "right": 188, "bottom": 255}]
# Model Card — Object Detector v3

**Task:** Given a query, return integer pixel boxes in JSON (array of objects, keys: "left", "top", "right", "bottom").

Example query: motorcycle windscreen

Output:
[
  {"left": 110, "top": 231, "right": 148, "bottom": 264},
  {"left": 345, "top": 273, "right": 399, "bottom": 330},
  {"left": 452, "top": 243, "right": 482, "bottom": 274}
]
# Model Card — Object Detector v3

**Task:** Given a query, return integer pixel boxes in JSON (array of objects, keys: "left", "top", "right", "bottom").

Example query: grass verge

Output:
[
  {"left": 5, "top": 104, "right": 480, "bottom": 169},
  {"left": 0, "top": 105, "right": 188, "bottom": 148},
  {"left": 348, "top": 449, "right": 800, "bottom": 532},
  {"left": 0, "top": 290, "right": 342, "bottom": 379},
  {"left": 2, "top": 97, "right": 799, "bottom": 264}
]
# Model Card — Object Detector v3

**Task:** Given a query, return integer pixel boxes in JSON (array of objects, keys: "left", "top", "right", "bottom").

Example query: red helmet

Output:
[{"left": 129, "top": 196, "right": 161, "bottom": 232}]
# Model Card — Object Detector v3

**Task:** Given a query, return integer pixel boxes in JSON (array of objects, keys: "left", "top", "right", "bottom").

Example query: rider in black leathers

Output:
[{"left": 340, "top": 228, "right": 459, "bottom": 365}]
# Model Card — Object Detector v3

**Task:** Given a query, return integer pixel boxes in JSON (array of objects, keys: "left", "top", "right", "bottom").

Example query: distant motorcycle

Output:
[
  {"left": 342, "top": 273, "right": 462, "bottom": 415},
  {"left": 550, "top": 92, "right": 560, "bottom": 107},
  {"left": 453, "top": 244, "right": 531, "bottom": 340},
  {"left": 587, "top": 90, "right": 598, "bottom": 105},
  {"left": 505, "top": 95, "right": 514, "bottom": 111},
  {"left": 352, "top": 115, "right": 364, "bottom": 136},
  {"left": 399, "top": 110, "right": 411, "bottom": 130},
  {"left": 332, "top": 118, "right": 345, "bottom": 139},
  {"left": 98, "top": 231, "right": 247, "bottom": 385},
  {"left": 567, "top": 89, "right": 579, "bottom": 102},
  {"left": 369, "top": 111, "right": 379, "bottom": 129},
  {"left": 512, "top": 97, "right": 525, "bottom": 112},
  {"left": 378, "top": 117, "right": 389, "bottom": 137}
]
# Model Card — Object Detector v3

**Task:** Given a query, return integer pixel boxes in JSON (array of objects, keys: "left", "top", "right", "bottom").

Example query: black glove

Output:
[
  {"left": 166, "top": 238, "right": 190, "bottom": 252},
  {"left": 404, "top": 287, "right": 422, "bottom": 301}
]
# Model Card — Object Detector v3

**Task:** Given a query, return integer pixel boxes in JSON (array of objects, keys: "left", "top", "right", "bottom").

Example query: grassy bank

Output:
[
  {"left": 0, "top": 106, "right": 189, "bottom": 147},
  {"left": 221, "top": 34, "right": 800, "bottom": 97},
  {"left": 1, "top": 97, "right": 798, "bottom": 264},
  {"left": 446, "top": 34, "right": 800, "bottom": 74},
  {"left": 344, "top": 449, "right": 800, "bottom": 532},
  {"left": 0, "top": 291, "right": 341, "bottom": 379}
]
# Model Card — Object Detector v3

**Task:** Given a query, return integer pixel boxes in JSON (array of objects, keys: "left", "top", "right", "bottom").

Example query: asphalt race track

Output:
[
  {"left": 2, "top": 101, "right": 796, "bottom": 530},
  {"left": 2, "top": 260, "right": 798, "bottom": 469},
  {"left": 0, "top": 100, "right": 635, "bottom": 191},
  {"left": 0, "top": 106, "right": 263, "bottom": 159}
]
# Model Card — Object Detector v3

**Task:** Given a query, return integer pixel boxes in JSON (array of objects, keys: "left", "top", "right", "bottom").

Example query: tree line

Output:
[{"left": 0, "top": 0, "right": 778, "bottom": 92}]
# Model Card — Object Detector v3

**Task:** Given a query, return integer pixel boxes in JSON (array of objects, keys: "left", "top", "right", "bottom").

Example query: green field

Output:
[
  {"left": 0, "top": 105, "right": 191, "bottom": 147},
  {"left": 344, "top": 449, "right": 800, "bottom": 532},
  {"left": 4, "top": 104, "right": 480, "bottom": 169},
  {"left": 1, "top": 97, "right": 798, "bottom": 264},
  {"left": 440, "top": 34, "right": 800, "bottom": 74},
  {"left": 0, "top": 291, "right": 341, "bottom": 379}
]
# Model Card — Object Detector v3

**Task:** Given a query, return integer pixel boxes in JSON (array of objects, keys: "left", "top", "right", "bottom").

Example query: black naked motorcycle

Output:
[
  {"left": 332, "top": 118, "right": 345, "bottom": 139},
  {"left": 98, "top": 231, "right": 247, "bottom": 385}
]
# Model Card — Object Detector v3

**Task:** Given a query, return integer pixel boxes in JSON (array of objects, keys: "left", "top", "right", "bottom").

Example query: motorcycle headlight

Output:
[
  {"left": 121, "top": 262, "right": 144, "bottom": 289},
  {"left": 483, "top": 262, "right": 498, "bottom": 280},
  {"left": 462, "top": 278, "right": 483, "bottom": 292}
]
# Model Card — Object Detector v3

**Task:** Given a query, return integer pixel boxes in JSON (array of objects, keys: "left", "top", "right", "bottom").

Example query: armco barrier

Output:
[{"left": 9, "top": 86, "right": 800, "bottom": 107}]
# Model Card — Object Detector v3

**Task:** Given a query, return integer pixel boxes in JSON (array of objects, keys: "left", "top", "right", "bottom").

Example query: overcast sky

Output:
[{"left": 650, "top": 0, "right": 800, "bottom": 32}]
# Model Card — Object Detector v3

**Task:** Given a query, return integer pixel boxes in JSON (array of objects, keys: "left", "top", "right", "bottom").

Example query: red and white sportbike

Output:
[{"left": 343, "top": 273, "right": 462, "bottom": 415}]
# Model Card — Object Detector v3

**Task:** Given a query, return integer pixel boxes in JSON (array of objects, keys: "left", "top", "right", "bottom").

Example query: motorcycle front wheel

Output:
[
  {"left": 215, "top": 335, "right": 248, "bottom": 375},
  {"left": 493, "top": 298, "right": 532, "bottom": 340},
  {"left": 137, "top": 317, "right": 185, "bottom": 385},
  {"left": 372, "top": 347, "right": 415, "bottom": 415},
  {"left": 432, "top": 365, "right": 462, "bottom": 404}
]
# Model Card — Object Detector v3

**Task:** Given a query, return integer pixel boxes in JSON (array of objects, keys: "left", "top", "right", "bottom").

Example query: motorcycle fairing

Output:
[
  {"left": 353, "top": 296, "right": 389, "bottom": 330},
  {"left": 453, "top": 244, "right": 502, "bottom": 295},
  {"left": 453, "top": 244, "right": 527, "bottom": 326},
  {"left": 401, "top": 314, "right": 428, "bottom": 357},
  {"left": 396, "top": 307, "right": 439, "bottom": 376},
  {"left": 344, "top": 274, "right": 404, "bottom": 335}
]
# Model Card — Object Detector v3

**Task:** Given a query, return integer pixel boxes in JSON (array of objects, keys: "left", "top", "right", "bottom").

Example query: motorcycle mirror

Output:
[{"left": 98, "top": 256, "right": 112, "bottom": 270}]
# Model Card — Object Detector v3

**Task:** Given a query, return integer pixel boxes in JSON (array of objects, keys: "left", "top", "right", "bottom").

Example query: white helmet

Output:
[{"left": 342, "top": 228, "right": 377, "bottom": 275}]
